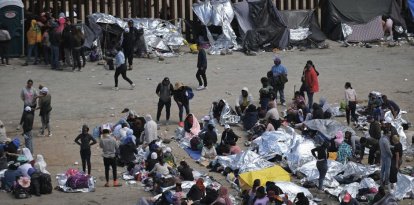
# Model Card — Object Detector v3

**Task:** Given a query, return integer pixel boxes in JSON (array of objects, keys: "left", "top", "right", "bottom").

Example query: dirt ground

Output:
[{"left": 0, "top": 41, "right": 413, "bottom": 205}]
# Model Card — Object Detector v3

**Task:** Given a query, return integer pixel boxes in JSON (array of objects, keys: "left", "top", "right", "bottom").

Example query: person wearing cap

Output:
[
  {"left": 359, "top": 136, "right": 380, "bottom": 165},
  {"left": 196, "top": 44, "right": 208, "bottom": 90},
  {"left": 235, "top": 87, "right": 253, "bottom": 116},
  {"left": 381, "top": 95, "right": 400, "bottom": 118},
  {"left": 221, "top": 124, "right": 239, "bottom": 146},
  {"left": 270, "top": 56, "right": 288, "bottom": 106},
  {"left": 18, "top": 79, "right": 38, "bottom": 130},
  {"left": 75, "top": 125, "right": 97, "bottom": 175},
  {"left": 162, "top": 147, "right": 176, "bottom": 166},
  {"left": 122, "top": 20, "right": 140, "bottom": 70},
  {"left": 303, "top": 60, "right": 319, "bottom": 110},
  {"left": 99, "top": 129, "right": 121, "bottom": 187},
  {"left": 379, "top": 132, "right": 392, "bottom": 187},
  {"left": 173, "top": 82, "right": 190, "bottom": 123},
  {"left": 113, "top": 46, "right": 135, "bottom": 91},
  {"left": 382, "top": 119, "right": 398, "bottom": 138},
  {"left": 156, "top": 77, "right": 174, "bottom": 125},
  {"left": 146, "top": 152, "right": 158, "bottom": 171},
  {"left": 37, "top": 87, "right": 52, "bottom": 137},
  {"left": 22, "top": 106, "right": 35, "bottom": 153}
]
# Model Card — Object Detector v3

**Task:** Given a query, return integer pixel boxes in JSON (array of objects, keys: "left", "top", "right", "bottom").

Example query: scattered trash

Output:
[
  {"left": 216, "top": 67, "right": 221, "bottom": 70},
  {"left": 74, "top": 162, "right": 79, "bottom": 165},
  {"left": 110, "top": 114, "right": 115, "bottom": 117},
  {"left": 98, "top": 82, "right": 102, "bottom": 85},
  {"left": 146, "top": 78, "right": 152, "bottom": 80},
  {"left": 110, "top": 107, "right": 114, "bottom": 110}
]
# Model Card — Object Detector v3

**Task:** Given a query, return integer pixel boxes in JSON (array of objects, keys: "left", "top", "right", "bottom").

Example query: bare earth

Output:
[{"left": 0, "top": 41, "right": 413, "bottom": 205}]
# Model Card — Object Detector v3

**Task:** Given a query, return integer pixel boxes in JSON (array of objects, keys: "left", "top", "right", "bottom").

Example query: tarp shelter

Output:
[
  {"left": 0, "top": 0, "right": 24, "bottom": 57},
  {"left": 192, "top": 0, "right": 239, "bottom": 54},
  {"left": 321, "top": 0, "right": 407, "bottom": 42},
  {"left": 279, "top": 10, "right": 327, "bottom": 47},
  {"left": 233, "top": 0, "right": 289, "bottom": 52},
  {"left": 238, "top": 165, "right": 290, "bottom": 190}
]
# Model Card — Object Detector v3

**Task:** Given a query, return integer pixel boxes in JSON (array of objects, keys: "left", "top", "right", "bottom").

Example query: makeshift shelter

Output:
[
  {"left": 233, "top": 0, "right": 289, "bottom": 52},
  {"left": 279, "top": 10, "right": 327, "bottom": 47},
  {"left": 320, "top": 0, "right": 407, "bottom": 42},
  {"left": 238, "top": 165, "right": 290, "bottom": 190},
  {"left": 192, "top": 0, "right": 239, "bottom": 54},
  {"left": 0, "top": 0, "right": 24, "bottom": 57}
]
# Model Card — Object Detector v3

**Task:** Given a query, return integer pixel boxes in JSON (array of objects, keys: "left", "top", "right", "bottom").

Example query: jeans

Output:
[
  {"left": 274, "top": 86, "right": 285, "bottom": 103},
  {"left": 380, "top": 155, "right": 391, "bottom": 185},
  {"left": 72, "top": 48, "right": 82, "bottom": 70},
  {"left": 196, "top": 68, "right": 207, "bottom": 87},
  {"left": 316, "top": 159, "right": 328, "bottom": 190},
  {"left": 103, "top": 157, "right": 117, "bottom": 182},
  {"left": 177, "top": 102, "right": 190, "bottom": 122},
  {"left": 26, "top": 44, "right": 39, "bottom": 63},
  {"left": 50, "top": 45, "right": 60, "bottom": 69},
  {"left": 368, "top": 146, "right": 380, "bottom": 165},
  {"left": 81, "top": 149, "right": 92, "bottom": 175},
  {"left": 40, "top": 112, "right": 51, "bottom": 135},
  {"left": 43, "top": 46, "right": 50, "bottom": 64},
  {"left": 156, "top": 99, "right": 171, "bottom": 121},
  {"left": 346, "top": 101, "right": 357, "bottom": 125},
  {"left": 114, "top": 64, "right": 133, "bottom": 87},
  {"left": 24, "top": 131, "right": 33, "bottom": 153},
  {"left": 307, "top": 91, "right": 314, "bottom": 110},
  {"left": 64, "top": 48, "right": 73, "bottom": 66}
]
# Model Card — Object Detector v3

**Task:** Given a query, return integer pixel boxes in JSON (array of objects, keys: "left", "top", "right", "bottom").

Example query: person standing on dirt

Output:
[
  {"left": 122, "top": 20, "right": 139, "bottom": 70},
  {"left": 74, "top": 125, "right": 97, "bottom": 175},
  {"left": 196, "top": 44, "right": 207, "bottom": 90},
  {"left": 71, "top": 26, "right": 85, "bottom": 72},
  {"left": 379, "top": 133, "right": 392, "bottom": 187},
  {"left": 0, "top": 24, "right": 11, "bottom": 65},
  {"left": 99, "top": 129, "right": 121, "bottom": 187},
  {"left": 271, "top": 56, "right": 288, "bottom": 106},
  {"left": 311, "top": 141, "right": 328, "bottom": 192},
  {"left": 18, "top": 79, "right": 38, "bottom": 130},
  {"left": 303, "top": 60, "right": 319, "bottom": 110},
  {"left": 344, "top": 82, "right": 357, "bottom": 126},
  {"left": 173, "top": 82, "right": 190, "bottom": 124},
  {"left": 22, "top": 106, "right": 35, "bottom": 153},
  {"left": 113, "top": 46, "right": 135, "bottom": 91},
  {"left": 37, "top": 87, "right": 52, "bottom": 137},
  {"left": 62, "top": 18, "right": 74, "bottom": 67},
  {"left": 155, "top": 77, "right": 174, "bottom": 125}
]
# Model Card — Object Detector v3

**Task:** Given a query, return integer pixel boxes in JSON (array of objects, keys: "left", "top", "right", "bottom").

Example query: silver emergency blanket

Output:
[
  {"left": 274, "top": 182, "right": 313, "bottom": 200},
  {"left": 326, "top": 182, "right": 360, "bottom": 198},
  {"left": 303, "top": 119, "right": 356, "bottom": 139},
  {"left": 341, "top": 161, "right": 379, "bottom": 178},
  {"left": 56, "top": 173, "right": 96, "bottom": 193},
  {"left": 286, "top": 137, "right": 316, "bottom": 173},
  {"left": 251, "top": 127, "right": 299, "bottom": 159},
  {"left": 209, "top": 100, "right": 240, "bottom": 125},
  {"left": 384, "top": 110, "right": 409, "bottom": 150},
  {"left": 290, "top": 27, "right": 311, "bottom": 41},
  {"left": 297, "top": 160, "right": 345, "bottom": 188},
  {"left": 341, "top": 23, "right": 353, "bottom": 39},
  {"left": 87, "top": 13, "right": 185, "bottom": 56},
  {"left": 216, "top": 150, "right": 274, "bottom": 174},
  {"left": 193, "top": 0, "right": 239, "bottom": 54},
  {"left": 359, "top": 177, "right": 379, "bottom": 190},
  {"left": 331, "top": 106, "right": 345, "bottom": 117},
  {"left": 394, "top": 173, "right": 414, "bottom": 200}
]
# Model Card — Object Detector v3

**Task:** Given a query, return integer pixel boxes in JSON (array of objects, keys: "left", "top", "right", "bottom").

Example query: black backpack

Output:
[
  {"left": 14, "top": 185, "right": 31, "bottom": 199},
  {"left": 39, "top": 173, "right": 53, "bottom": 194},
  {"left": 190, "top": 137, "right": 202, "bottom": 151}
]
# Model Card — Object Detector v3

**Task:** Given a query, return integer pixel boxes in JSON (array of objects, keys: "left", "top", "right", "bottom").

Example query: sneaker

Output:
[
  {"left": 16, "top": 125, "right": 21, "bottom": 130},
  {"left": 130, "top": 83, "right": 136, "bottom": 90},
  {"left": 39, "top": 132, "right": 45, "bottom": 137},
  {"left": 281, "top": 102, "right": 286, "bottom": 106},
  {"left": 112, "top": 87, "right": 119, "bottom": 91},
  {"left": 196, "top": 86, "right": 205, "bottom": 90},
  {"left": 113, "top": 180, "right": 122, "bottom": 187},
  {"left": 78, "top": 69, "right": 82, "bottom": 72},
  {"left": 48, "top": 133, "right": 53, "bottom": 137},
  {"left": 128, "top": 65, "right": 133, "bottom": 70},
  {"left": 104, "top": 183, "right": 110, "bottom": 187}
]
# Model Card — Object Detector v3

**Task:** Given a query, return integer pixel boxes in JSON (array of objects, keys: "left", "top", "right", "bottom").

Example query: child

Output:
[{"left": 74, "top": 125, "right": 97, "bottom": 175}]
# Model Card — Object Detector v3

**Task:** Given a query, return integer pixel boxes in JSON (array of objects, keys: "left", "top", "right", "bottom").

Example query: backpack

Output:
[
  {"left": 190, "top": 136, "right": 202, "bottom": 151},
  {"left": 30, "top": 172, "right": 42, "bottom": 196},
  {"left": 66, "top": 174, "right": 89, "bottom": 189},
  {"left": 186, "top": 87, "right": 194, "bottom": 100},
  {"left": 39, "top": 173, "right": 53, "bottom": 194},
  {"left": 14, "top": 185, "right": 31, "bottom": 199}
]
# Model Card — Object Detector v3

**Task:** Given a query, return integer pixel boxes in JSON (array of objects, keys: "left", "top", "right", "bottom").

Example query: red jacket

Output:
[{"left": 305, "top": 66, "right": 319, "bottom": 93}]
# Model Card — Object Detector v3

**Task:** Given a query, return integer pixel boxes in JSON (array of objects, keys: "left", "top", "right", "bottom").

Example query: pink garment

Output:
[
  {"left": 230, "top": 145, "right": 242, "bottom": 155},
  {"left": 184, "top": 114, "right": 200, "bottom": 139},
  {"left": 334, "top": 131, "right": 344, "bottom": 146},
  {"left": 56, "top": 17, "right": 65, "bottom": 33}
]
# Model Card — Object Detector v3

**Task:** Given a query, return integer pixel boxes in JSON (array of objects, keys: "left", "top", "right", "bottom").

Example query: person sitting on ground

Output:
[
  {"left": 319, "top": 97, "right": 334, "bottom": 119},
  {"left": 149, "top": 157, "right": 172, "bottom": 178},
  {"left": 336, "top": 131, "right": 353, "bottom": 164},
  {"left": 221, "top": 124, "right": 239, "bottom": 145},
  {"left": 242, "top": 104, "right": 258, "bottom": 131},
  {"left": 201, "top": 142, "right": 217, "bottom": 162},
  {"left": 340, "top": 192, "right": 360, "bottom": 205},
  {"left": 187, "top": 178, "right": 206, "bottom": 201},
  {"left": 202, "top": 122, "right": 218, "bottom": 146},
  {"left": 4, "top": 138, "right": 19, "bottom": 162},
  {"left": 359, "top": 136, "right": 380, "bottom": 165},
  {"left": 235, "top": 87, "right": 253, "bottom": 116},
  {"left": 141, "top": 114, "right": 158, "bottom": 145},
  {"left": 344, "top": 131, "right": 358, "bottom": 157},
  {"left": 146, "top": 152, "right": 158, "bottom": 172},
  {"left": 1, "top": 162, "right": 23, "bottom": 192},
  {"left": 183, "top": 113, "right": 200, "bottom": 139},
  {"left": 177, "top": 161, "right": 194, "bottom": 181},
  {"left": 212, "top": 99, "right": 227, "bottom": 121},
  {"left": 253, "top": 186, "right": 270, "bottom": 205},
  {"left": 381, "top": 95, "right": 400, "bottom": 118},
  {"left": 17, "top": 156, "right": 34, "bottom": 178},
  {"left": 259, "top": 77, "right": 274, "bottom": 110},
  {"left": 173, "top": 183, "right": 185, "bottom": 205},
  {"left": 224, "top": 140, "right": 242, "bottom": 155},
  {"left": 265, "top": 101, "right": 281, "bottom": 130},
  {"left": 119, "top": 136, "right": 137, "bottom": 166},
  {"left": 294, "top": 192, "right": 309, "bottom": 205},
  {"left": 163, "top": 147, "right": 176, "bottom": 167},
  {"left": 310, "top": 103, "right": 324, "bottom": 120}
]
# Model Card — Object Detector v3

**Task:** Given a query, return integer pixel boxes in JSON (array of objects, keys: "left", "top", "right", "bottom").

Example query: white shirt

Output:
[{"left": 345, "top": 88, "right": 357, "bottom": 104}]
